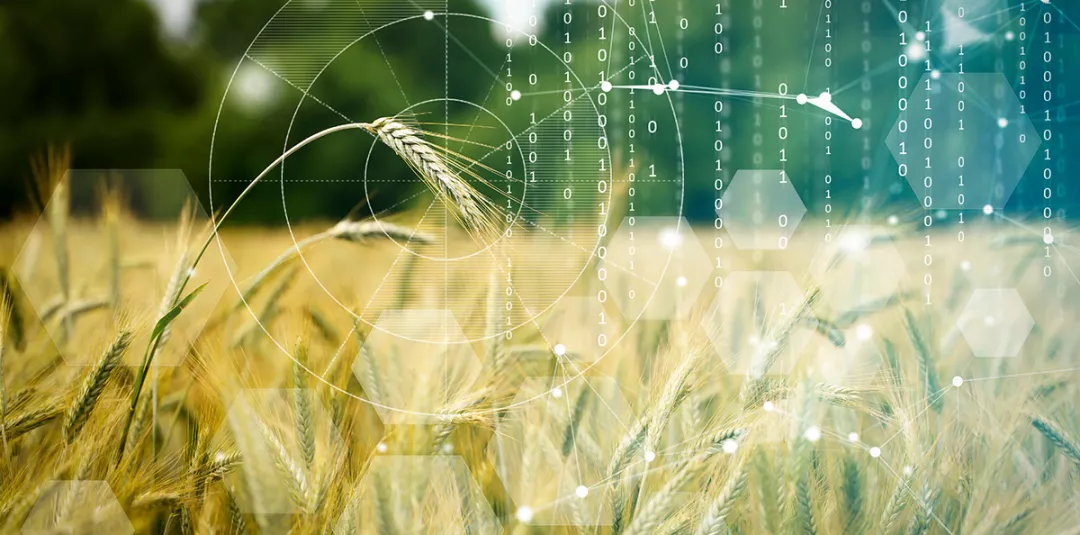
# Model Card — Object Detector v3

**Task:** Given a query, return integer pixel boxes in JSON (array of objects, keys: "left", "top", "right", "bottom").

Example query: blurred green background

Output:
[{"left": 1, "top": 0, "right": 1077, "bottom": 224}]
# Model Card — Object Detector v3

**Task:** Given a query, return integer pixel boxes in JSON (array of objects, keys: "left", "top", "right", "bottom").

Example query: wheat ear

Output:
[
  {"left": 367, "top": 117, "right": 502, "bottom": 241},
  {"left": 1032, "top": 415, "right": 1080, "bottom": 468},
  {"left": 65, "top": 330, "right": 134, "bottom": 444}
]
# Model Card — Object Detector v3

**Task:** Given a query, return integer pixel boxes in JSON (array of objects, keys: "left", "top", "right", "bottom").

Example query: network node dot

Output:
[
  {"left": 668, "top": 80, "right": 680, "bottom": 91},
  {"left": 763, "top": 401, "right": 775, "bottom": 412},
  {"left": 982, "top": 204, "right": 994, "bottom": 215},
  {"left": 848, "top": 432, "right": 860, "bottom": 443},
  {"left": 887, "top": 215, "right": 899, "bottom": 225},
  {"left": 601, "top": 80, "right": 613, "bottom": 92},
  {"left": 961, "top": 260, "right": 971, "bottom": 271},
  {"left": 1005, "top": 31, "right": 1016, "bottom": 41},
  {"left": 997, "top": 117, "right": 1009, "bottom": 128},
  {"left": 652, "top": 83, "right": 666, "bottom": 95},
  {"left": 376, "top": 442, "right": 388, "bottom": 453},
  {"left": 516, "top": 506, "right": 534, "bottom": 523},
  {"left": 931, "top": 69, "right": 941, "bottom": 80},
  {"left": 551, "top": 387, "right": 563, "bottom": 398},
  {"left": 576, "top": 485, "right": 589, "bottom": 498},
  {"left": 804, "top": 426, "right": 822, "bottom": 443},
  {"left": 510, "top": 90, "right": 521, "bottom": 101},
  {"left": 852, "top": 118, "right": 863, "bottom": 130},
  {"left": 952, "top": 376, "right": 963, "bottom": 387},
  {"left": 903, "top": 466, "right": 913, "bottom": 476},
  {"left": 915, "top": 31, "right": 926, "bottom": 41},
  {"left": 855, "top": 324, "right": 873, "bottom": 341},
  {"left": 1044, "top": 233, "right": 1054, "bottom": 245},
  {"left": 796, "top": 93, "right": 808, "bottom": 105},
  {"left": 869, "top": 447, "right": 881, "bottom": 458},
  {"left": 644, "top": 450, "right": 656, "bottom": 462},
  {"left": 818, "top": 91, "right": 832, "bottom": 103},
  {"left": 423, "top": 10, "right": 435, "bottom": 20},
  {"left": 554, "top": 343, "right": 567, "bottom": 356}
]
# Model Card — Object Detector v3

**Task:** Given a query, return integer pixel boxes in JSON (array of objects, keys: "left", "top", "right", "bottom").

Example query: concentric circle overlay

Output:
[{"left": 209, "top": 7, "right": 685, "bottom": 419}]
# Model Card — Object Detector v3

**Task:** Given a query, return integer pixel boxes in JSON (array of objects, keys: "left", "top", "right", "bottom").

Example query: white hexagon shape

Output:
[
  {"left": 537, "top": 296, "right": 618, "bottom": 362},
  {"left": 701, "top": 271, "right": 811, "bottom": 376},
  {"left": 886, "top": 73, "right": 1038, "bottom": 210},
  {"left": 333, "top": 456, "right": 500, "bottom": 534},
  {"left": 22, "top": 480, "right": 133, "bottom": 534},
  {"left": 12, "top": 170, "right": 234, "bottom": 366},
  {"left": 212, "top": 388, "right": 342, "bottom": 520},
  {"left": 354, "top": 309, "right": 482, "bottom": 424},
  {"left": 957, "top": 289, "right": 1034, "bottom": 357},
  {"left": 600, "top": 217, "right": 712, "bottom": 320},
  {"left": 808, "top": 226, "right": 907, "bottom": 315},
  {"left": 720, "top": 170, "right": 807, "bottom": 250},
  {"left": 489, "top": 375, "right": 635, "bottom": 526}
]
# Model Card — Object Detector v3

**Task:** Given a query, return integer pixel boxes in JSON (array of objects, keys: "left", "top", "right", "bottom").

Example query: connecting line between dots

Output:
[{"left": 602, "top": 83, "right": 864, "bottom": 128}]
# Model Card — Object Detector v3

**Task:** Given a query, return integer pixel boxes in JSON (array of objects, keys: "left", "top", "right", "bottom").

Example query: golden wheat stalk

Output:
[{"left": 64, "top": 330, "right": 133, "bottom": 444}]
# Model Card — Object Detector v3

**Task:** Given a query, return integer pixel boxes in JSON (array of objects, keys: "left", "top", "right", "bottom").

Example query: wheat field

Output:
[{"left": 1, "top": 142, "right": 1080, "bottom": 535}]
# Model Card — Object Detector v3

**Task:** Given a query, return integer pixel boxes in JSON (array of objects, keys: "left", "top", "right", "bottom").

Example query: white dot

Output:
[
  {"left": 1005, "top": 31, "right": 1016, "bottom": 41},
  {"left": 1042, "top": 0, "right": 1050, "bottom": 4},
  {"left": 818, "top": 91, "right": 832, "bottom": 103},
  {"left": 552, "top": 387, "right": 563, "bottom": 398},
  {"left": 763, "top": 401, "right": 775, "bottom": 412},
  {"left": 376, "top": 442, "right": 388, "bottom": 453},
  {"left": 722, "top": 439, "right": 738, "bottom": 454},
  {"left": 441, "top": 442, "right": 454, "bottom": 453},
  {"left": 848, "top": 432, "right": 859, "bottom": 443},
  {"left": 983, "top": 315, "right": 996, "bottom": 326},
  {"left": 960, "top": 260, "right": 971, "bottom": 271},
  {"left": 516, "top": 506, "right": 534, "bottom": 523},
  {"left": 887, "top": 215, "right": 899, "bottom": 225},
  {"left": 644, "top": 451, "right": 656, "bottom": 462},
  {"left": 855, "top": 324, "right": 873, "bottom": 341},
  {"left": 869, "top": 447, "right": 881, "bottom": 458},
  {"left": 915, "top": 31, "right": 926, "bottom": 41},
  {"left": 804, "top": 426, "right": 822, "bottom": 443},
  {"left": 1044, "top": 233, "right": 1054, "bottom": 245},
  {"left": 423, "top": 10, "right": 435, "bottom": 20},
  {"left": 906, "top": 42, "right": 926, "bottom": 61},
  {"left": 511, "top": 90, "right": 522, "bottom": 101},
  {"left": 652, "top": 83, "right": 666, "bottom": 95},
  {"left": 931, "top": 69, "right": 941, "bottom": 80},
  {"left": 796, "top": 93, "right": 808, "bottom": 105},
  {"left": 851, "top": 118, "right": 863, "bottom": 130},
  {"left": 554, "top": 343, "right": 567, "bottom": 356},
  {"left": 676, "top": 276, "right": 688, "bottom": 287},
  {"left": 903, "top": 465, "right": 913, "bottom": 476},
  {"left": 997, "top": 117, "right": 1009, "bottom": 128},
  {"left": 982, "top": 204, "right": 994, "bottom": 215},
  {"left": 668, "top": 79, "right": 680, "bottom": 91},
  {"left": 575, "top": 485, "right": 589, "bottom": 498},
  {"left": 601, "top": 80, "right": 613, "bottom": 92},
  {"left": 952, "top": 376, "right": 963, "bottom": 387}
]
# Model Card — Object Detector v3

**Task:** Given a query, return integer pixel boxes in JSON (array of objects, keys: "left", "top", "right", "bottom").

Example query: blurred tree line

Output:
[{"left": 2, "top": 0, "right": 1077, "bottom": 224}]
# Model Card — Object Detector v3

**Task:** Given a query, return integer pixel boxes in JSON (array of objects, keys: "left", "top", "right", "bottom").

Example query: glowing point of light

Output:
[
  {"left": 856, "top": 324, "right": 873, "bottom": 341},
  {"left": 796, "top": 93, "right": 808, "bottom": 105},
  {"left": 511, "top": 90, "right": 521, "bottom": 101},
  {"left": 652, "top": 84, "right": 666, "bottom": 95},
  {"left": 818, "top": 91, "right": 832, "bottom": 103},
  {"left": 668, "top": 80, "right": 680, "bottom": 91},
  {"left": 554, "top": 343, "right": 567, "bottom": 356},
  {"left": 870, "top": 447, "right": 881, "bottom": 458},
  {"left": 804, "top": 426, "right": 822, "bottom": 442},
  {"left": 722, "top": 440, "right": 738, "bottom": 454},
  {"left": 659, "top": 228, "right": 683, "bottom": 250},
  {"left": 763, "top": 401, "right": 775, "bottom": 412},
  {"left": 676, "top": 276, "right": 688, "bottom": 287},
  {"left": 848, "top": 432, "right": 860, "bottom": 442},
  {"left": 952, "top": 376, "right": 963, "bottom": 387},
  {"left": 424, "top": 10, "right": 435, "bottom": 20},
  {"left": 997, "top": 118, "right": 1009, "bottom": 128},
  {"left": 552, "top": 387, "right": 563, "bottom": 398},
  {"left": 576, "top": 485, "right": 589, "bottom": 498},
  {"left": 601, "top": 80, "right": 613, "bottom": 92},
  {"left": 852, "top": 118, "right": 863, "bottom": 129},
  {"left": 644, "top": 451, "right": 656, "bottom": 462},
  {"left": 516, "top": 507, "right": 534, "bottom": 523},
  {"left": 982, "top": 204, "right": 994, "bottom": 215},
  {"left": 376, "top": 442, "right": 388, "bottom": 453}
]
